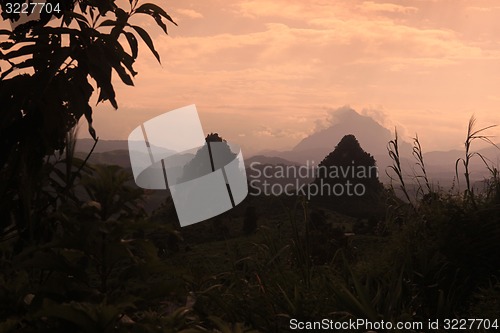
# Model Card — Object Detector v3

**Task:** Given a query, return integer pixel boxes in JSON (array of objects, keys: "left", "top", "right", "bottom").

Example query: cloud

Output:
[
  {"left": 81, "top": 0, "right": 500, "bottom": 153},
  {"left": 228, "top": 0, "right": 489, "bottom": 66},
  {"left": 175, "top": 8, "right": 204, "bottom": 19},
  {"left": 466, "top": 6, "right": 500, "bottom": 13},
  {"left": 360, "top": 1, "right": 418, "bottom": 14},
  {"left": 255, "top": 126, "right": 306, "bottom": 139},
  {"left": 326, "top": 105, "right": 357, "bottom": 124},
  {"left": 361, "top": 107, "right": 388, "bottom": 125},
  {"left": 312, "top": 105, "right": 356, "bottom": 132},
  {"left": 234, "top": 0, "right": 315, "bottom": 19}
]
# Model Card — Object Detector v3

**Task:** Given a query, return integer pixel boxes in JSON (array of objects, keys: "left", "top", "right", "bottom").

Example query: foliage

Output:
[
  {"left": 0, "top": 0, "right": 176, "bottom": 243},
  {"left": 0, "top": 159, "right": 197, "bottom": 332},
  {"left": 0, "top": 1, "right": 220, "bottom": 331},
  {"left": 0, "top": 0, "right": 176, "bottom": 157}
]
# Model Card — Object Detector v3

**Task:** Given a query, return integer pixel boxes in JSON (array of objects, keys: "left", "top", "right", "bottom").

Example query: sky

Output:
[{"left": 5, "top": 0, "right": 500, "bottom": 155}]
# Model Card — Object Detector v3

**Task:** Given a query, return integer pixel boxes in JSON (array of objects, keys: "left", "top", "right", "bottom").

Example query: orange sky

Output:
[{"left": 5, "top": 1, "right": 500, "bottom": 155}]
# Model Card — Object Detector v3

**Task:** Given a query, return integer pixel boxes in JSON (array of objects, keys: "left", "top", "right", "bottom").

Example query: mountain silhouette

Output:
[
  {"left": 292, "top": 107, "right": 412, "bottom": 162},
  {"left": 257, "top": 107, "right": 413, "bottom": 181},
  {"left": 315, "top": 134, "right": 383, "bottom": 193}
]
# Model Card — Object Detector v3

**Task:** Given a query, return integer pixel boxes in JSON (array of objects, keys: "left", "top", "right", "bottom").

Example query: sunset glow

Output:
[{"left": 80, "top": 0, "right": 500, "bottom": 155}]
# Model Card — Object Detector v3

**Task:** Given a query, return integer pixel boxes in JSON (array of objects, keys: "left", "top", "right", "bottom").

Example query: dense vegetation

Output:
[{"left": 1, "top": 122, "right": 499, "bottom": 332}]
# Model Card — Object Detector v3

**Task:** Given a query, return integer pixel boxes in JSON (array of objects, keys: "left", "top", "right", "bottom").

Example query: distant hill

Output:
[
  {"left": 292, "top": 107, "right": 412, "bottom": 161},
  {"left": 76, "top": 139, "right": 129, "bottom": 153},
  {"left": 244, "top": 155, "right": 300, "bottom": 167},
  {"left": 251, "top": 108, "right": 500, "bottom": 185},
  {"left": 74, "top": 110, "right": 500, "bottom": 186},
  {"left": 75, "top": 139, "right": 181, "bottom": 169},
  {"left": 424, "top": 146, "right": 500, "bottom": 169},
  {"left": 75, "top": 150, "right": 132, "bottom": 169},
  {"left": 77, "top": 145, "right": 498, "bottom": 190},
  {"left": 253, "top": 108, "right": 413, "bottom": 182}
]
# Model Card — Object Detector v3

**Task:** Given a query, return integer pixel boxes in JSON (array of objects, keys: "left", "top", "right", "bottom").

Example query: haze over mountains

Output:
[
  {"left": 252, "top": 107, "right": 499, "bottom": 185},
  {"left": 75, "top": 108, "right": 500, "bottom": 186},
  {"left": 259, "top": 107, "right": 412, "bottom": 168}
]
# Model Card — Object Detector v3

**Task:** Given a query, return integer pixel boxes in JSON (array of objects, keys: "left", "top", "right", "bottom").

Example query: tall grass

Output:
[
  {"left": 455, "top": 115, "right": 498, "bottom": 208},
  {"left": 386, "top": 129, "right": 412, "bottom": 206},
  {"left": 412, "top": 134, "right": 432, "bottom": 198}
]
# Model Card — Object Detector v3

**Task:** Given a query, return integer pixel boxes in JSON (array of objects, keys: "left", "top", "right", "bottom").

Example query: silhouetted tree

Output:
[
  {"left": 0, "top": 1, "right": 175, "bottom": 245},
  {"left": 206, "top": 133, "right": 225, "bottom": 143},
  {"left": 314, "top": 134, "right": 383, "bottom": 197},
  {"left": 312, "top": 134, "right": 385, "bottom": 217},
  {"left": 179, "top": 133, "right": 236, "bottom": 183}
]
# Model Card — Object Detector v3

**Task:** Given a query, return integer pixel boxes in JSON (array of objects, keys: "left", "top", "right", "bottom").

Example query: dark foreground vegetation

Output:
[{"left": 1, "top": 120, "right": 500, "bottom": 332}]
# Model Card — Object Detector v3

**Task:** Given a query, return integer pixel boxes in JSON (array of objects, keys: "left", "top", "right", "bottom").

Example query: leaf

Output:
[
  {"left": 92, "top": 64, "right": 117, "bottom": 109},
  {"left": 85, "top": 44, "right": 118, "bottom": 108},
  {"left": 84, "top": 105, "right": 97, "bottom": 141},
  {"left": 129, "top": 24, "right": 160, "bottom": 63},
  {"left": 3, "top": 44, "right": 40, "bottom": 60},
  {"left": 14, "top": 58, "right": 34, "bottom": 69},
  {"left": 89, "top": 6, "right": 94, "bottom": 22},
  {"left": 31, "top": 26, "right": 81, "bottom": 37},
  {"left": 133, "top": 3, "right": 177, "bottom": 35},
  {"left": 64, "top": 12, "right": 90, "bottom": 27},
  {"left": 115, "top": 8, "right": 129, "bottom": 24},
  {"left": 100, "top": 37, "right": 136, "bottom": 84},
  {"left": 0, "top": 41, "right": 16, "bottom": 50},
  {"left": 96, "top": 1, "right": 117, "bottom": 16},
  {"left": 152, "top": 13, "right": 168, "bottom": 34},
  {"left": 134, "top": 3, "right": 177, "bottom": 25},
  {"left": 0, "top": 66, "right": 14, "bottom": 80},
  {"left": 79, "top": 3, "right": 88, "bottom": 14},
  {"left": 112, "top": 62, "right": 134, "bottom": 86},
  {"left": 107, "top": 37, "right": 137, "bottom": 75},
  {"left": 99, "top": 19, "right": 117, "bottom": 27},
  {"left": 123, "top": 31, "right": 138, "bottom": 59}
]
